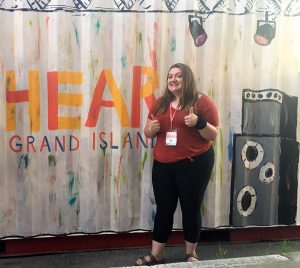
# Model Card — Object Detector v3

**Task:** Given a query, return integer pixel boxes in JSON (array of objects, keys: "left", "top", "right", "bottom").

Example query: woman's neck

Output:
[{"left": 171, "top": 98, "right": 181, "bottom": 108}]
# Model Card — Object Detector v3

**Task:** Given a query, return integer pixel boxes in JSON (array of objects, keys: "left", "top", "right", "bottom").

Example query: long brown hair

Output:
[{"left": 153, "top": 63, "right": 199, "bottom": 114}]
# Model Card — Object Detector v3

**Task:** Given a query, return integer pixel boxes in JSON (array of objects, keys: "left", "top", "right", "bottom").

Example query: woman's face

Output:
[{"left": 167, "top": 67, "right": 183, "bottom": 97}]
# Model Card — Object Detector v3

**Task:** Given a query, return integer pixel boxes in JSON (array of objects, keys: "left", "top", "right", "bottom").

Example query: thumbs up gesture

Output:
[
  {"left": 149, "top": 114, "right": 160, "bottom": 133},
  {"left": 184, "top": 107, "right": 198, "bottom": 127}
]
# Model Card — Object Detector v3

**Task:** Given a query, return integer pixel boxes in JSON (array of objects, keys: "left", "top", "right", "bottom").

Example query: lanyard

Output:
[{"left": 169, "top": 104, "right": 180, "bottom": 130}]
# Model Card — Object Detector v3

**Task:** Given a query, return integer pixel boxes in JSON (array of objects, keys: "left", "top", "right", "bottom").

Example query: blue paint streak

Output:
[
  {"left": 73, "top": 23, "right": 80, "bottom": 48},
  {"left": 121, "top": 56, "right": 126, "bottom": 68}
]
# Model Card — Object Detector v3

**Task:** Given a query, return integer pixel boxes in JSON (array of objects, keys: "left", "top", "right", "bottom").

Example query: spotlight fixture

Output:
[
  {"left": 188, "top": 13, "right": 207, "bottom": 47},
  {"left": 254, "top": 12, "right": 276, "bottom": 46}
]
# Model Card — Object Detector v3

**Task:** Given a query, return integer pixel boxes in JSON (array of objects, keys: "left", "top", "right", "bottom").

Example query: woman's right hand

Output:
[{"left": 144, "top": 114, "right": 160, "bottom": 138}]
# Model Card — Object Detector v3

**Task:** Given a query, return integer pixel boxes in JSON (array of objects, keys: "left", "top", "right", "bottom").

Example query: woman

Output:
[{"left": 135, "top": 63, "right": 219, "bottom": 265}]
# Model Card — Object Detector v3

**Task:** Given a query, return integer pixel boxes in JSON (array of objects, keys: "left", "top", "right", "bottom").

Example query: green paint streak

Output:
[
  {"left": 138, "top": 32, "right": 143, "bottom": 45},
  {"left": 207, "top": 83, "right": 214, "bottom": 98},
  {"left": 141, "top": 151, "right": 148, "bottom": 170},
  {"left": 68, "top": 174, "right": 75, "bottom": 194},
  {"left": 67, "top": 172, "right": 79, "bottom": 207},
  {"left": 224, "top": 58, "right": 228, "bottom": 73},
  {"left": 137, "top": 152, "right": 148, "bottom": 180},
  {"left": 114, "top": 175, "right": 118, "bottom": 187},
  {"left": 170, "top": 38, "right": 176, "bottom": 52},
  {"left": 76, "top": 203, "right": 80, "bottom": 216},
  {"left": 69, "top": 194, "right": 78, "bottom": 206},
  {"left": 96, "top": 20, "right": 101, "bottom": 34},
  {"left": 23, "top": 155, "right": 29, "bottom": 168},
  {"left": 252, "top": 52, "right": 257, "bottom": 68},
  {"left": 90, "top": 58, "right": 99, "bottom": 77},
  {"left": 201, "top": 201, "right": 205, "bottom": 216},
  {"left": 28, "top": 20, "right": 32, "bottom": 26},
  {"left": 59, "top": 209, "right": 63, "bottom": 227},
  {"left": 114, "top": 207, "right": 118, "bottom": 219},
  {"left": 121, "top": 172, "right": 128, "bottom": 184},
  {"left": 48, "top": 155, "right": 57, "bottom": 167},
  {"left": 18, "top": 154, "right": 30, "bottom": 169}
]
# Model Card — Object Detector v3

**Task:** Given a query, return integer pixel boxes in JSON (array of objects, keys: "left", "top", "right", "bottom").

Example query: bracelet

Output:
[{"left": 194, "top": 117, "right": 207, "bottom": 130}]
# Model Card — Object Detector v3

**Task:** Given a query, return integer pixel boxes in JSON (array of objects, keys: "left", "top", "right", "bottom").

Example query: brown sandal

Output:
[
  {"left": 185, "top": 252, "right": 198, "bottom": 262},
  {"left": 135, "top": 254, "right": 165, "bottom": 266}
]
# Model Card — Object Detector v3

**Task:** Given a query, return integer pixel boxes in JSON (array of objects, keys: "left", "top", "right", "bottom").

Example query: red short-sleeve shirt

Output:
[{"left": 148, "top": 95, "right": 219, "bottom": 163}]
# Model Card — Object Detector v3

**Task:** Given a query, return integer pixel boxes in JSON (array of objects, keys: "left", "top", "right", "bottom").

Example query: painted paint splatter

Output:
[
  {"left": 18, "top": 154, "right": 29, "bottom": 169},
  {"left": 59, "top": 209, "right": 63, "bottom": 228},
  {"left": 96, "top": 20, "right": 101, "bottom": 34},
  {"left": 137, "top": 151, "right": 148, "bottom": 179},
  {"left": 45, "top": 16, "right": 50, "bottom": 28},
  {"left": 121, "top": 55, "right": 127, "bottom": 68},
  {"left": 224, "top": 57, "right": 228, "bottom": 72},
  {"left": 69, "top": 194, "right": 78, "bottom": 206},
  {"left": 73, "top": 23, "right": 80, "bottom": 48},
  {"left": 48, "top": 155, "right": 57, "bottom": 167},
  {"left": 67, "top": 172, "right": 79, "bottom": 207},
  {"left": 148, "top": 23, "right": 159, "bottom": 71},
  {"left": 68, "top": 173, "right": 75, "bottom": 194},
  {"left": 138, "top": 32, "right": 143, "bottom": 45},
  {"left": 170, "top": 38, "right": 176, "bottom": 51}
]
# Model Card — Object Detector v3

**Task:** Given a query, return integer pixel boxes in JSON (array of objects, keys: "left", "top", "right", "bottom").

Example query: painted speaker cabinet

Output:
[
  {"left": 230, "top": 134, "right": 299, "bottom": 226},
  {"left": 242, "top": 89, "right": 298, "bottom": 139}
]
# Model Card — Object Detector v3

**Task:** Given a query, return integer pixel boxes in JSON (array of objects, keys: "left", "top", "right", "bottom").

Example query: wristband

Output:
[{"left": 194, "top": 117, "right": 207, "bottom": 130}]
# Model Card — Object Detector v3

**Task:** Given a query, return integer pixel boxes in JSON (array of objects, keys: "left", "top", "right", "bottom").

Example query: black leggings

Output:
[{"left": 152, "top": 146, "right": 214, "bottom": 243}]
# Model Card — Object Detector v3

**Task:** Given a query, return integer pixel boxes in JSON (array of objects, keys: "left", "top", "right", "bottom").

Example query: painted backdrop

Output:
[{"left": 0, "top": 0, "right": 300, "bottom": 238}]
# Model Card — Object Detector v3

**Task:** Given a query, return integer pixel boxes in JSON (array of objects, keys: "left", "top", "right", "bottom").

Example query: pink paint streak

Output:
[
  {"left": 35, "top": 26, "right": 41, "bottom": 61},
  {"left": 46, "top": 16, "right": 50, "bottom": 28},
  {"left": 148, "top": 23, "right": 159, "bottom": 71}
]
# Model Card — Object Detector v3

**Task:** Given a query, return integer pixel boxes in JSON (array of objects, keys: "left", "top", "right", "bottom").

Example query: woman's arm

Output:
[{"left": 197, "top": 121, "right": 219, "bottom": 141}]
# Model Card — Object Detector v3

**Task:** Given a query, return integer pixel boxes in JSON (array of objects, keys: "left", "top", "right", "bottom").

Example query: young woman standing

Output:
[{"left": 135, "top": 63, "right": 219, "bottom": 265}]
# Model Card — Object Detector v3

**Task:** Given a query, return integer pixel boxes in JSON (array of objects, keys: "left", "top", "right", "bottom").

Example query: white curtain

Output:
[{"left": 0, "top": 0, "right": 300, "bottom": 238}]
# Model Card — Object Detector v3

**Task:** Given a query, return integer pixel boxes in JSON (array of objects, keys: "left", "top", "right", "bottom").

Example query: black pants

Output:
[{"left": 152, "top": 146, "right": 214, "bottom": 243}]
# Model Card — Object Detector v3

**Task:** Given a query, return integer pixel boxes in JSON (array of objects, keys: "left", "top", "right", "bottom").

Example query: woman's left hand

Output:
[{"left": 184, "top": 107, "right": 198, "bottom": 127}]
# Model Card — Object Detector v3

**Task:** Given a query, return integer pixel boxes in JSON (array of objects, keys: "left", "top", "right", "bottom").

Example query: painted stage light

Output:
[
  {"left": 188, "top": 15, "right": 207, "bottom": 47},
  {"left": 254, "top": 12, "right": 276, "bottom": 46}
]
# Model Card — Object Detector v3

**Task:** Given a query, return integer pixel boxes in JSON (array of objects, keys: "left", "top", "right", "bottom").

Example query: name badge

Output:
[{"left": 166, "top": 130, "right": 177, "bottom": 146}]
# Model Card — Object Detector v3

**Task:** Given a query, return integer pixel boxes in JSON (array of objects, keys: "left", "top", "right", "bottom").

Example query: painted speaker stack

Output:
[{"left": 230, "top": 89, "right": 299, "bottom": 226}]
